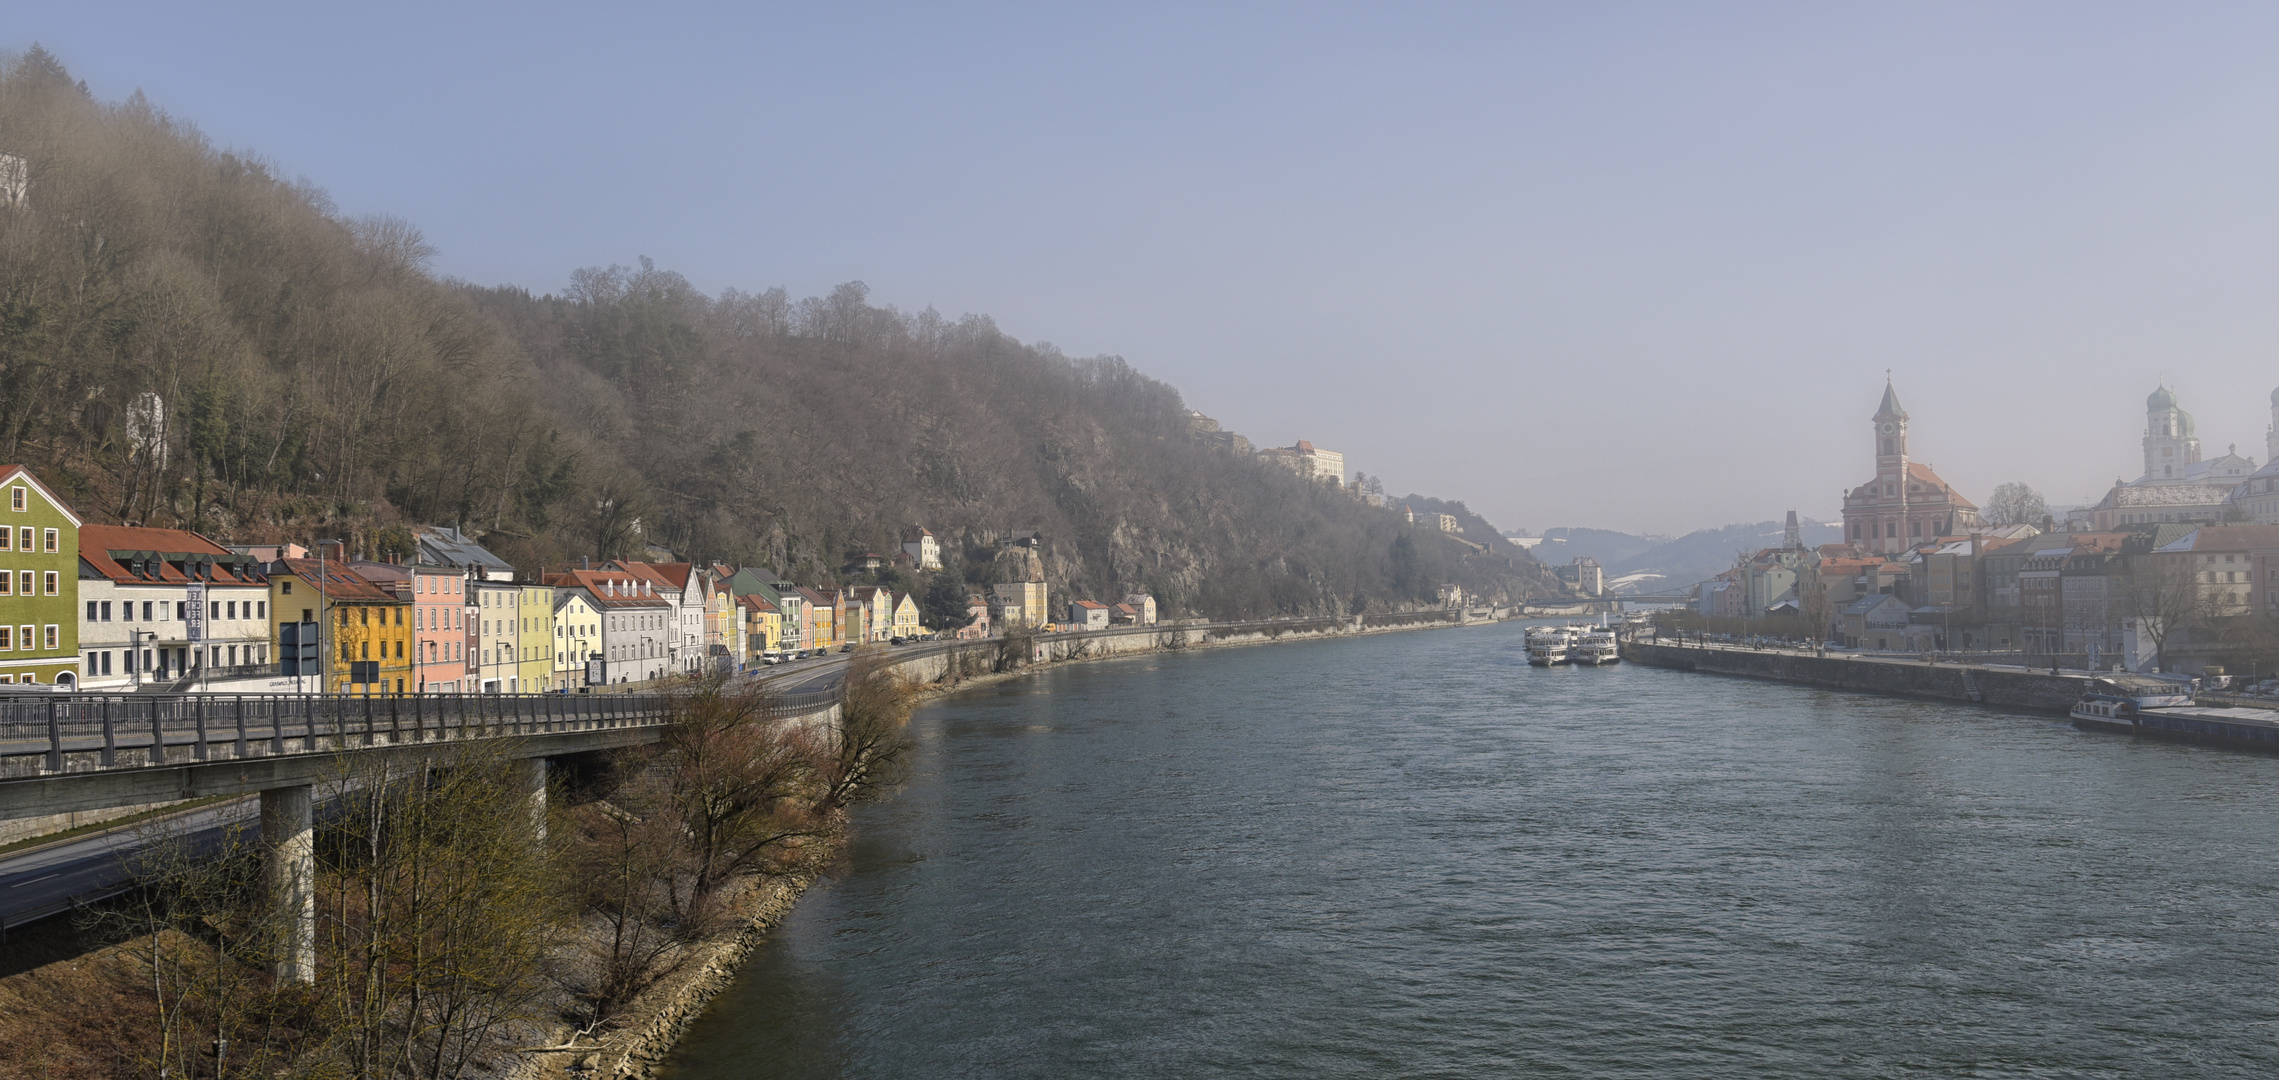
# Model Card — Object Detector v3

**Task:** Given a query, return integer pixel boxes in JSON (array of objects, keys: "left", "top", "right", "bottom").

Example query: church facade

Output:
[
  {"left": 1840, "top": 382, "right": 1980, "bottom": 554},
  {"left": 2132, "top": 384, "right": 2254, "bottom": 487}
]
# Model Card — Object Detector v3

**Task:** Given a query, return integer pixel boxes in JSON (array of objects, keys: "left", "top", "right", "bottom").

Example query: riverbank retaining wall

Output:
[
  {"left": 881, "top": 609, "right": 1496, "bottom": 687},
  {"left": 1622, "top": 641, "right": 2090, "bottom": 713}
]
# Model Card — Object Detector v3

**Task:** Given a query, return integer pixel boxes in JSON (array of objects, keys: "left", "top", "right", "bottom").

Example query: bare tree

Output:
[
  {"left": 2122, "top": 555, "right": 2226, "bottom": 671},
  {"left": 1983, "top": 482, "right": 2050, "bottom": 528},
  {"left": 824, "top": 651, "right": 918, "bottom": 809}
]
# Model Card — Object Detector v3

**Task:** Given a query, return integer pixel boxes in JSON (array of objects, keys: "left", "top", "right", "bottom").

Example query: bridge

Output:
[{"left": 0, "top": 662, "right": 853, "bottom": 978}]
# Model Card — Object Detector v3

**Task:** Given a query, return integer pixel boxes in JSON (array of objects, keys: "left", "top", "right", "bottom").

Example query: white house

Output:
[
  {"left": 903, "top": 528, "right": 942, "bottom": 571},
  {"left": 77, "top": 525, "right": 271, "bottom": 690}
]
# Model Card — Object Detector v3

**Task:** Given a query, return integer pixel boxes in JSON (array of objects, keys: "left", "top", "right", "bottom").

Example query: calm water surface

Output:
[{"left": 663, "top": 622, "right": 2279, "bottom": 1078}]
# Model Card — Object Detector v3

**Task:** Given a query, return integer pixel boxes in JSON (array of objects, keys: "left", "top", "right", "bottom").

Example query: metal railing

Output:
[{"left": 0, "top": 688, "right": 840, "bottom": 780}]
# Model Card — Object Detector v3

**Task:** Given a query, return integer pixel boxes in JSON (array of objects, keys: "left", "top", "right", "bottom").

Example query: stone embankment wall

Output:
[
  {"left": 1623, "top": 641, "right": 2090, "bottom": 713},
  {"left": 881, "top": 609, "right": 1489, "bottom": 683}
]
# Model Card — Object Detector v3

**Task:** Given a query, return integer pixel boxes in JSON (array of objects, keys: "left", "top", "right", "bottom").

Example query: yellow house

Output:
[
  {"left": 891, "top": 592, "right": 921, "bottom": 639},
  {"left": 517, "top": 583, "right": 554, "bottom": 692},
  {"left": 553, "top": 589, "right": 601, "bottom": 690},
  {"left": 738, "top": 594, "right": 781, "bottom": 659},
  {"left": 269, "top": 555, "right": 412, "bottom": 695}
]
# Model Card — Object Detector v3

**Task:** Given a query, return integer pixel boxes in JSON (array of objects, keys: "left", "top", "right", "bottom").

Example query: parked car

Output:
[
  {"left": 889, "top": 635, "right": 905, "bottom": 645},
  {"left": 840, "top": 643, "right": 855, "bottom": 653}
]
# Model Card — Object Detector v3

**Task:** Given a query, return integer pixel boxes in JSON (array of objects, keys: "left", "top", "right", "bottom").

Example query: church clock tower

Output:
[
  {"left": 1841, "top": 378, "right": 1980, "bottom": 564},
  {"left": 1874, "top": 380, "right": 1908, "bottom": 474}
]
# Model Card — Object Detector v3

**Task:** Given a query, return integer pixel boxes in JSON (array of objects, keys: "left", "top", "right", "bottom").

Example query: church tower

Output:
[
  {"left": 2142, "top": 385, "right": 2201, "bottom": 483},
  {"left": 1843, "top": 378, "right": 1979, "bottom": 558},
  {"left": 2266, "top": 387, "right": 2279, "bottom": 466},
  {"left": 1874, "top": 379, "right": 1908, "bottom": 480}
]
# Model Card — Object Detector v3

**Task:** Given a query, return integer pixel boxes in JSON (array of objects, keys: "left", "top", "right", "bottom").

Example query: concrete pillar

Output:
[
  {"left": 516, "top": 756, "right": 548, "bottom": 842},
  {"left": 260, "top": 784, "right": 315, "bottom": 983}
]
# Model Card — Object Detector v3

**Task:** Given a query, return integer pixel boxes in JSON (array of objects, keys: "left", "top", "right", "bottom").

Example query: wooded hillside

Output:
[{"left": 0, "top": 48, "right": 1554, "bottom": 617}]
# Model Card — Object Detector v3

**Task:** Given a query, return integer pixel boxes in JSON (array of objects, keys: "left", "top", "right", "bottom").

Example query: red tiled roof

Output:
[
  {"left": 78, "top": 524, "right": 266, "bottom": 586},
  {"left": 548, "top": 568, "right": 672, "bottom": 608},
  {"left": 274, "top": 559, "right": 397, "bottom": 603},
  {"left": 1073, "top": 600, "right": 1108, "bottom": 609}
]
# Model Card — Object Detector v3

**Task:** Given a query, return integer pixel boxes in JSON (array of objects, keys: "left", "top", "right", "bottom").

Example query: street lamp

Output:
[{"left": 131, "top": 629, "right": 158, "bottom": 690}]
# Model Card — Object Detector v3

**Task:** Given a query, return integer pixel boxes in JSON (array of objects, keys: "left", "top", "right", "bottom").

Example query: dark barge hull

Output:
[{"left": 2074, "top": 714, "right": 2279, "bottom": 753}]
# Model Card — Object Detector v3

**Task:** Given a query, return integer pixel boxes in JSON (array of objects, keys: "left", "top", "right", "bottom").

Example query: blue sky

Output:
[{"left": 12, "top": 3, "right": 2279, "bottom": 534}]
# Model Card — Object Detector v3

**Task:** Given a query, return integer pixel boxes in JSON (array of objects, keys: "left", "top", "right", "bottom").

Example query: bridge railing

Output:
[{"left": 0, "top": 689, "right": 840, "bottom": 779}]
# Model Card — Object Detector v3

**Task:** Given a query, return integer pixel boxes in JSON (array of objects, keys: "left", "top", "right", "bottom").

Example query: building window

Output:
[
  {"left": 7, "top": 487, "right": 20, "bottom": 511},
  {"left": 0, "top": 626, "right": 10, "bottom": 650},
  {"left": 44, "top": 571, "right": 57, "bottom": 595},
  {"left": 15, "top": 571, "right": 27, "bottom": 595},
  {"left": 258, "top": 601, "right": 266, "bottom": 619},
  {"left": 43, "top": 625, "right": 57, "bottom": 650},
  {"left": 282, "top": 580, "right": 293, "bottom": 595},
  {"left": 42, "top": 528, "right": 56, "bottom": 553}
]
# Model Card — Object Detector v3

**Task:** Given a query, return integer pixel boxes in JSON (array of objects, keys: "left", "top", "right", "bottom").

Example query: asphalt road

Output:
[{"left": 0, "top": 796, "right": 256, "bottom": 936}]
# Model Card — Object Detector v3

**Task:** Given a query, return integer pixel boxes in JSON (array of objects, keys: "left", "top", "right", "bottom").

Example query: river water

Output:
[{"left": 662, "top": 622, "right": 2279, "bottom": 1078}]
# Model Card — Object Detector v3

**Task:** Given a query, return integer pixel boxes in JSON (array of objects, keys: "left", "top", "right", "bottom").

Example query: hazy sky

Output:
[{"left": 14, "top": 3, "right": 2279, "bottom": 535}]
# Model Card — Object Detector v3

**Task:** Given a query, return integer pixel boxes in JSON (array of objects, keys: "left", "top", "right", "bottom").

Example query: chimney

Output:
[{"left": 583, "top": 556, "right": 590, "bottom": 570}]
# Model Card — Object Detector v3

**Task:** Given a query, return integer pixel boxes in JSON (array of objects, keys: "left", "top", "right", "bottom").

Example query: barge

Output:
[{"left": 2071, "top": 676, "right": 2279, "bottom": 752}]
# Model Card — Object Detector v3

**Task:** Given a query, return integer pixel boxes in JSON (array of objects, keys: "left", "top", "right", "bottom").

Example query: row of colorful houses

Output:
[{"left": 0, "top": 465, "right": 955, "bottom": 694}]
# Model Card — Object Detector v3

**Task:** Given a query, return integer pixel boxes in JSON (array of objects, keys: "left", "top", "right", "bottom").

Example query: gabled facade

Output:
[
  {"left": 553, "top": 589, "right": 601, "bottom": 690},
  {"left": 891, "top": 592, "right": 921, "bottom": 639},
  {"left": 0, "top": 467, "right": 82, "bottom": 687}
]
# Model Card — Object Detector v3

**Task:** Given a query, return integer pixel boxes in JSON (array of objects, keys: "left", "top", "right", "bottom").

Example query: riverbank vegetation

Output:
[{"left": 0, "top": 671, "right": 916, "bottom": 1079}]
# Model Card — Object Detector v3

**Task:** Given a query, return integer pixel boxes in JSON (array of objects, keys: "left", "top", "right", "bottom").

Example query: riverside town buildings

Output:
[{"left": 1684, "top": 377, "right": 2279, "bottom": 675}]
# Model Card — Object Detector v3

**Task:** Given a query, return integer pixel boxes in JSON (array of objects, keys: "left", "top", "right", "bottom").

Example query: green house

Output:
[{"left": 0, "top": 466, "right": 82, "bottom": 687}]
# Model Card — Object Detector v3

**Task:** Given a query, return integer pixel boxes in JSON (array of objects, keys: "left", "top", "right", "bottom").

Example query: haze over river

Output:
[{"left": 664, "top": 622, "right": 2279, "bottom": 1078}]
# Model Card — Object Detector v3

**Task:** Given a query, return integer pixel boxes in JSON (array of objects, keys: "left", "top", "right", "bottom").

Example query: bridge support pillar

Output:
[
  {"left": 260, "top": 784, "right": 315, "bottom": 983},
  {"left": 516, "top": 756, "right": 547, "bottom": 843}
]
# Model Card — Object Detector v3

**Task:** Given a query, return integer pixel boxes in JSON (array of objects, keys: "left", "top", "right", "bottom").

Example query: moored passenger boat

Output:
[
  {"left": 1525, "top": 626, "right": 1571, "bottom": 666},
  {"left": 1571, "top": 629, "right": 1620, "bottom": 666}
]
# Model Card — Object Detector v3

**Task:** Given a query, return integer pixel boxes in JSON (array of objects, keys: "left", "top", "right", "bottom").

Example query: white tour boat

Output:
[
  {"left": 1571, "top": 629, "right": 1620, "bottom": 666},
  {"left": 1525, "top": 626, "right": 1572, "bottom": 666}
]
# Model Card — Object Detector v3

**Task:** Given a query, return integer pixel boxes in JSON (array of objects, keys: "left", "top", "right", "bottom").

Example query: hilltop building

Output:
[
  {"left": 1260, "top": 440, "right": 1344, "bottom": 486},
  {"left": 1840, "top": 380, "right": 1980, "bottom": 554}
]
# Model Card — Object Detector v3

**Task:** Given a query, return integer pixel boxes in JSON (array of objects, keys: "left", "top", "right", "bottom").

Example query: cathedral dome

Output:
[
  {"left": 2148, "top": 385, "right": 2178, "bottom": 412},
  {"left": 2269, "top": 385, "right": 2279, "bottom": 407}
]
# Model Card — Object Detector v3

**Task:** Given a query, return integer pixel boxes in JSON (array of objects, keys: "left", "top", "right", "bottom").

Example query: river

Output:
[{"left": 662, "top": 621, "right": 2279, "bottom": 1078}]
